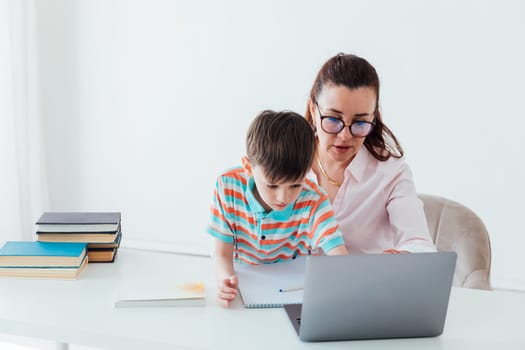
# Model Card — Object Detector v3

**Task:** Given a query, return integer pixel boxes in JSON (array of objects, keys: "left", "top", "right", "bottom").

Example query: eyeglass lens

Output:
[{"left": 321, "top": 117, "right": 373, "bottom": 137}]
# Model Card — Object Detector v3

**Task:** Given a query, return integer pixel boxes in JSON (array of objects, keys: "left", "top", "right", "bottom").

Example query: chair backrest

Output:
[{"left": 418, "top": 194, "right": 492, "bottom": 290}]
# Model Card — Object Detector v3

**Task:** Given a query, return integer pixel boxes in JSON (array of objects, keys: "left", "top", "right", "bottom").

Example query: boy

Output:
[{"left": 207, "top": 110, "right": 348, "bottom": 307}]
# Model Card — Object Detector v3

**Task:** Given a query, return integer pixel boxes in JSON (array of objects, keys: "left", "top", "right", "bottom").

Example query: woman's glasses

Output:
[{"left": 315, "top": 102, "right": 375, "bottom": 138}]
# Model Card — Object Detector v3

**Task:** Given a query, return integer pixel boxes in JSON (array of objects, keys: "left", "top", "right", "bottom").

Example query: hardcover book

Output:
[
  {"left": 0, "top": 255, "right": 88, "bottom": 279},
  {"left": 37, "top": 231, "right": 119, "bottom": 244},
  {"left": 87, "top": 248, "right": 117, "bottom": 263},
  {"left": 87, "top": 232, "right": 122, "bottom": 249},
  {"left": 36, "top": 212, "right": 121, "bottom": 232},
  {"left": 0, "top": 241, "right": 87, "bottom": 267}
]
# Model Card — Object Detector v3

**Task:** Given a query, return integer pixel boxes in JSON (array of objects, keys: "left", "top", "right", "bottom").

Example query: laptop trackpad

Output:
[{"left": 284, "top": 304, "right": 303, "bottom": 335}]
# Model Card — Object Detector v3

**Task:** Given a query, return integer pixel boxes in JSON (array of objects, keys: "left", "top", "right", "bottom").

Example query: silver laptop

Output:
[{"left": 284, "top": 252, "right": 457, "bottom": 342}]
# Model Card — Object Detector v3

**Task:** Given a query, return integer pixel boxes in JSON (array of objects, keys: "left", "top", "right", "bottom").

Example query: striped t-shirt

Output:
[{"left": 207, "top": 159, "right": 345, "bottom": 264}]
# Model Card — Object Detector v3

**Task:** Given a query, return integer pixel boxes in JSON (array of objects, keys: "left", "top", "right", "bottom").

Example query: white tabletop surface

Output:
[{"left": 0, "top": 248, "right": 524, "bottom": 350}]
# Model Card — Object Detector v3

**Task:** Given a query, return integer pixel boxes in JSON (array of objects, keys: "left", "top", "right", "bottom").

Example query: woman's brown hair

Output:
[{"left": 305, "top": 53, "right": 403, "bottom": 161}]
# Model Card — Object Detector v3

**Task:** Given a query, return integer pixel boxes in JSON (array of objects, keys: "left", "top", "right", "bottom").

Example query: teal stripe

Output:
[
  {"left": 223, "top": 196, "right": 248, "bottom": 207},
  {"left": 235, "top": 241, "right": 310, "bottom": 254},
  {"left": 235, "top": 245, "right": 307, "bottom": 262},
  {"left": 209, "top": 164, "right": 343, "bottom": 264},
  {"left": 209, "top": 214, "right": 231, "bottom": 227},
  {"left": 319, "top": 235, "right": 345, "bottom": 252},
  {"left": 207, "top": 227, "right": 234, "bottom": 243}
]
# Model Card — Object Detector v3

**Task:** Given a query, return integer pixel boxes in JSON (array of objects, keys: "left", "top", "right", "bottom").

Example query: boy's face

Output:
[{"left": 251, "top": 165, "right": 305, "bottom": 212}]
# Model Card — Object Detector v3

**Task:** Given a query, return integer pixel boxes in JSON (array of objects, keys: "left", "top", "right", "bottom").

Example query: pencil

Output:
[{"left": 278, "top": 286, "right": 304, "bottom": 293}]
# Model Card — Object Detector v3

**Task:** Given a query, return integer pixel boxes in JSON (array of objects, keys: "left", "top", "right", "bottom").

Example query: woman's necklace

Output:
[{"left": 317, "top": 157, "right": 342, "bottom": 187}]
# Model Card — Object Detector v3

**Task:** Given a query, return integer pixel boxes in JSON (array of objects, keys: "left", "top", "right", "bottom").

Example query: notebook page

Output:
[{"left": 235, "top": 257, "right": 306, "bottom": 308}]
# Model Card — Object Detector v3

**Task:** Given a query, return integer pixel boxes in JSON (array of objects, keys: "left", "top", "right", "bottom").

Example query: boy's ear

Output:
[{"left": 241, "top": 156, "right": 253, "bottom": 176}]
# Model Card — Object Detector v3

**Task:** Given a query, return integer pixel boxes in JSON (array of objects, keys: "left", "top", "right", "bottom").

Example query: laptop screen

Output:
[{"left": 286, "top": 252, "right": 456, "bottom": 342}]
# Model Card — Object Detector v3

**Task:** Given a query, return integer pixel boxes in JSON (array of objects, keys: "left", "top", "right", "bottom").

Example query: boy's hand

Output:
[{"left": 216, "top": 275, "right": 238, "bottom": 307}]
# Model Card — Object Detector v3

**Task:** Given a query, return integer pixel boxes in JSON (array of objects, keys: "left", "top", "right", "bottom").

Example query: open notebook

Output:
[{"left": 235, "top": 257, "right": 306, "bottom": 308}]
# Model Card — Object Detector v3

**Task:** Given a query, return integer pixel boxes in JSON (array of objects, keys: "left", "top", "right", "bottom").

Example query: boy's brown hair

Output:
[{"left": 246, "top": 110, "right": 315, "bottom": 183}]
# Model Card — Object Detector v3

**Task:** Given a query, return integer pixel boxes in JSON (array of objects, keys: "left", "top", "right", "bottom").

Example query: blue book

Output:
[{"left": 0, "top": 241, "right": 87, "bottom": 268}]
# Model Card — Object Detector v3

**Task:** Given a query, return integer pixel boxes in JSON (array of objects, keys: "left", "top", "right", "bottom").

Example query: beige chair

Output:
[{"left": 418, "top": 194, "right": 492, "bottom": 290}]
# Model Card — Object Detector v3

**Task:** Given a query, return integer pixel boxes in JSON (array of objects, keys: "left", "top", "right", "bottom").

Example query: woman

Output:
[{"left": 305, "top": 53, "right": 436, "bottom": 253}]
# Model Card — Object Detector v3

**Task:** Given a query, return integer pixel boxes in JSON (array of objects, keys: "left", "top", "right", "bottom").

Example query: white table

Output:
[{"left": 0, "top": 248, "right": 524, "bottom": 350}]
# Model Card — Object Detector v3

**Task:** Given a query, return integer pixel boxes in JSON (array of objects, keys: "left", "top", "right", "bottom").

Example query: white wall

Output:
[{"left": 33, "top": 0, "right": 525, "bottom": 290}]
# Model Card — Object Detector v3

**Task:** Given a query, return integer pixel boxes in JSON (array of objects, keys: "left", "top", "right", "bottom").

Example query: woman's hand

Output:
[{"left": 383, "top": 249, "right": 409, "bottom": 254}]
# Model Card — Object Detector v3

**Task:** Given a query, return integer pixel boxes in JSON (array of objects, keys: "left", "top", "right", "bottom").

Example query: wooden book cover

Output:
[{"left": 0, "top": 241, "right": 87, "bottom": 267}]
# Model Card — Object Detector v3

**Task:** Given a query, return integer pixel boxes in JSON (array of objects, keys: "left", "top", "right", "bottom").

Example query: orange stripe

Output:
[
  {"left": 259, "top": 231, "right": 311, "bottom": 245},
  {"left": 263, "top": 241, "right": 311, "bottom": 254},
  {"left": 294, "top": 200, "right": 312, "bottom": 210},
  {"left": 221, "top": 207, "right": 256, "bottom": 225},
  {"left": 224, "top": 188, "right": 246, "bottom": 202},
  {"left": 236, "top": 230, "right": 311, "bottom": 245},
  {"left": 235, "top": 248, "right": 301, "bottom": 263},
  {"left": 305, "top": 178, "right": 327, "bottom": 198},
  {"left": 236, "top": 238, "right": 311, "bottom": 255},
  {"left": 310, "top": 210, "right": 333, "bottom": 234},
  {"left": 233, "top": 226, "right": 258, "bottom": 241},
  {"left": 262, "top": 217, "right": 310, "bottom": 230},
  {"left": 222, "top": 170, "right": 247, "bottom": 184},
  {"left": 236, "top": 247, "right": 274, "bottom": 261},
  {"left": 322, "top": 225, "right": 338, "bottom": 237},
  {"left": 210, "top": 207, "right": 228, "bottom": 224},
  {"left": 227, "top": 209, "right": 256, "bottom": 225}
]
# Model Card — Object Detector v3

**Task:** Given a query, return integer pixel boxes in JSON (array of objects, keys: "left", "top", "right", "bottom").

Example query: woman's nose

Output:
[{"left": 337, "top": 125, "right": 352, "bottom": 140}]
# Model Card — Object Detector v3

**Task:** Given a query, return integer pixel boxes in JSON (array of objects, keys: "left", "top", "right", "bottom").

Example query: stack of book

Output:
[
  {"left": 36, "top": 212, "right": 122, "bottom": 263},
  {"left": 0, "top": 241, "right": 88, "bottom": 279}
]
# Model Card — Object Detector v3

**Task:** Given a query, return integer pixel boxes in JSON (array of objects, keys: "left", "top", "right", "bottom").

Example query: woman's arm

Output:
[{"left": 385, "top": 163, "right": 436, "bottom": 252}]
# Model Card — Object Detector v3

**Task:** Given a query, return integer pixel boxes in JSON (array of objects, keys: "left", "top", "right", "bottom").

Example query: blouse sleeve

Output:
[{"left": 385, "top": 163, "right": 437, "bottom": 253}]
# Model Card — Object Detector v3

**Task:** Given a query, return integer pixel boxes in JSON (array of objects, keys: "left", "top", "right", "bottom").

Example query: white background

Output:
[{"left": 33, "top": 0, "right": 524, "bottom": 290}]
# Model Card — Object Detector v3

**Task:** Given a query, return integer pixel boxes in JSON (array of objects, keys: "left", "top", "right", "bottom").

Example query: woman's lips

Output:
[{"left": 333, "top": 145, "right": 351, "bottom": 153}]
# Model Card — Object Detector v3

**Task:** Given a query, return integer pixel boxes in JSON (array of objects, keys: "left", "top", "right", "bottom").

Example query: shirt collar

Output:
[{"left": 245, "top": 176, "right": 266, "bottom": 215}]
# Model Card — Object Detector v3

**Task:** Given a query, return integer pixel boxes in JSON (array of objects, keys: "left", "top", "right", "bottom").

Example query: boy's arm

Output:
[
  {"left": 212, "top": 239, "right": 238, "bottom": 307},
  {"left": 326, "top": 245, "right": 348, "bottom": 255},
  {"left": 309, "top": 195, "right": 348, "bottom": 255}
]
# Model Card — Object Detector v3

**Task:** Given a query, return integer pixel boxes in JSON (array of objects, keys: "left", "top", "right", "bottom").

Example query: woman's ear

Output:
[{"left": 308, "top": 98, "right": 317, "bottom": 127}]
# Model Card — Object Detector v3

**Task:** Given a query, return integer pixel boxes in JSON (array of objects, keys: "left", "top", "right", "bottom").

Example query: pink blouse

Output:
[{"left": 309, "top": 148, "right": 436, "bottom": 253}]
